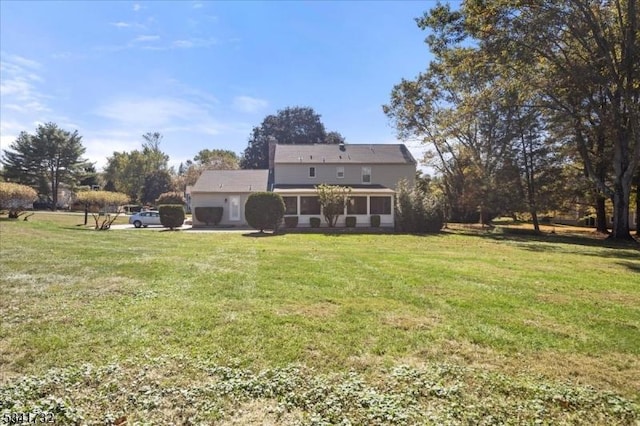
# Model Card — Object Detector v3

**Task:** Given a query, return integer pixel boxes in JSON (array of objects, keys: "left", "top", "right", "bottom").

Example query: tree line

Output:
[
  {"left": 0, "top": 107, "right": 344, "bottom": 209},
  {"left": 384, "top": 0, "right": 639, "bottom": 240}
]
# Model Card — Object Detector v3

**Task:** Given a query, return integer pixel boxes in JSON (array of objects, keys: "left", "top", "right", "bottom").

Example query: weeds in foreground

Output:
[{"left": 1, "top": 356, "right": 637, "bottom": 425}]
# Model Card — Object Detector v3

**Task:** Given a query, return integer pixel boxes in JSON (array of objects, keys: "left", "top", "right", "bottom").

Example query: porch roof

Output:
[{"left": 273, "top": 185, "right": 395, "bottom": 195}]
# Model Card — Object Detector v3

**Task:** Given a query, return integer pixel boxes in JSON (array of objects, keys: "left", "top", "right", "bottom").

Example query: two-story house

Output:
[{"left": 190, "top": 143, "right": 416, "bottom": 228}]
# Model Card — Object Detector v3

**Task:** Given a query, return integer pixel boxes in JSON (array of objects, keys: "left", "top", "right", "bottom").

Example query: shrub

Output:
[
  {"left": 159, "top": 205, "right": 185, "bottom": 230},
  {"left": 194, "top": 207, "right": 223, "bottom": 226},
  {"left": 395, "top": 179, "right": 444, "bottom": 233},
  {"left": 284, "top": 216, "right": 299, "bottom": 228},
  {"left": 0, "top": 182, "right": 37, "bottom": 219},
  {"left": 345, "top": 216, "right": 356, "bottom": 227},
  {"left": 75, "top": 190, "right": 129, "bottom": 230},
  {"left": 316, "top": 184, "right": 351, "bottom": 227},
  {"left": 310, "top": 217, "right": 321, "bottom": 228},
  {"left": 156, "top": 191, "right": 186, "bottom": 205},
  {"left": 245, "top": 192, "right": 285, "bottom": 233},
  {"left": 370, "top": 215, "right": 381, "bottom": 227}
]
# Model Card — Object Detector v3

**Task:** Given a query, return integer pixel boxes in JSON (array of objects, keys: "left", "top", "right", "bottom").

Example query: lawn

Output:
[{"left": 1, "top": 213, "right": 639, "bottom": 424}]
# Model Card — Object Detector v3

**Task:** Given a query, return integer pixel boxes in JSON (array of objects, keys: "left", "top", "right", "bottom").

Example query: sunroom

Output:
[{"left": 273, "top": 185, "right": 395, "bottom": 228}]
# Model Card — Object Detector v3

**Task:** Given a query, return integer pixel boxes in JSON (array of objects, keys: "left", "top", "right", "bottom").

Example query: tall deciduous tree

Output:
[
  {"left": 1, "top": 123, "right": 89, "bottom": 210},
  {"left": 240, "top": 106, "right": 345, "bottom": 169},
  {"left": 384, "top": 45, "right": 524, "bottom": 225},
  {"left": 464, "top": 0, "right": 639, "bottom": 239},
  {"left": 174, "top": 149, "right": 240, "bottom": 190},
  {"left": 141, "top": 170, "right": 174, "bottom": 205},
  {"left": 386, "top": 1, "right": 638, "bottom": 239},
  {"left": 103, "top": 132, "right": 170, "bottom": 202}
]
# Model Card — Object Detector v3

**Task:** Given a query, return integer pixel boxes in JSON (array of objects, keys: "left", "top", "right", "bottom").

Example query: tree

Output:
[
  {"left": 79, "top": 164, "right": 99, "bottom": 189},
  {"left": 103, "top": 133, "right": 170, "bottom": 202},
  {"left": 75, "top": 190, "right": 129, "bottom": 230},
  {"left": 461, "top": 0, "right": 639, "bottom": 239},
  {"left": 1, "top": 123, "right": 89, "bottom": 210},
  {"left": 142, "top": 132, "right": 170, "bottom": 171},
  {"left": 385, "top": 1, "right": 638, "bottom": 239},
  {"left": 141, "top": 170, "right": 174, "bottom": 205},
  {"left": 194, "top": 149, "right": 239, "bottom": 169},
  {"left": 395, "top": 179, "right": 444, "bottom": 233},
  {"left": 316, "top": 184, "right": 351, "bottom": 227},
  {"left": 240, "top": 106, "right": 345, "bottom": 169},
  {"left": 244, "top": 192, "right": 285, "bottom": 233},
  {"left": 0, "top": 182, "right": 37, "bottom": 219},
  {"left": 384, "top": 44, "right": 523, "bottom": 225},
  {"left": 175, "top": 149, "right": 240, "bottom": 190}
]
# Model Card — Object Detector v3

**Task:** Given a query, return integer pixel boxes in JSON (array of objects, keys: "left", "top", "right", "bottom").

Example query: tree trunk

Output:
[
  {"left": 84, "top": 204, "right": 89, "bottom": 226},
  {"left": 636, "top": 178, "right": 640, "bottom": 235},
  {"left": 608, "top": 182, "right": 634, "bottom": 240},
  {"left": 50, "top": 168, "right": 58, "bottom": 211},
  {"left": 530, "top": 209, "right": 540, "bottom": 232},
  {"left": 595, "top": 195, "right": 609, "bottom": 234}
]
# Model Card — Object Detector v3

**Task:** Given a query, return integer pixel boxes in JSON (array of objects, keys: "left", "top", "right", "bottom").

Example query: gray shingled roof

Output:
[
  {"left": 274, "top": 144, "right": 416, "bottom": 164},
  {"left": 191, "top": 169, "right": 269, "bottom": 193}
]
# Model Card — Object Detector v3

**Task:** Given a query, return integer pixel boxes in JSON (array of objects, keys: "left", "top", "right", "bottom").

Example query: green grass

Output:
[{"left": 1, "top": 214, "right": 639, "bottom": 424}]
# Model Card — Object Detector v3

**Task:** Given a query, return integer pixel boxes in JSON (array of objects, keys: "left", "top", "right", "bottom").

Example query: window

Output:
[
  {"left": 336, "top": 166, "right": 344, "bottom": 179},
  {"left": 370, "top": 196, "right": 391, "bottom": 214},
  {"left": 283, "top": 196, "right": 298, "bottom": 215},
  {"left": 347, "top": 196, "right": 367, "bottom": 214},
  {"left": 309, "top": 167, "right": 316, "bottom": 178},
  {"left": 300, "top": 196, "right": 321, "bottom": 214},
  {"left": 362, "top": 167, "right": 371, "bottom": 183}
]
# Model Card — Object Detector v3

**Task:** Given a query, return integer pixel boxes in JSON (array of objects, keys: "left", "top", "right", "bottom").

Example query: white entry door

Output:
[{"left": 229, "top": 196, "right": 241, "bottom": 221}]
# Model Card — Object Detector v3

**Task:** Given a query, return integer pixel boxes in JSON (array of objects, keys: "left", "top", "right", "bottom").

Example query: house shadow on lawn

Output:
[
  {"left": 242, "top": 231, "right": 280, "bottom": 238},
  {"left": 618, "top": 261, "right": 640, "bottom": 273},
  {"left": 450, "top": 225, "right": 640, "bottom": 260}
]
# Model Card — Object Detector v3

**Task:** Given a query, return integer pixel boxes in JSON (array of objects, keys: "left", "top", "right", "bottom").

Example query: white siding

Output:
[
  {"left": 190, "top": 192, "right": 253, "bottom": 226},
  {"left": 274, "top": 163, "right": 415, "bottom": 189}
]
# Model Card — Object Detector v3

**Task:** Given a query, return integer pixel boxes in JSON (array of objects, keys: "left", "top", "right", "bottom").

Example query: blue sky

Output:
[{"left": 1, "top": 1, "right": 437, "bottom": 171}]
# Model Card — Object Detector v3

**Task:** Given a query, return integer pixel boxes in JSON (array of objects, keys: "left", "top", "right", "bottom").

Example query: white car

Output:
[{"left": 129, "top": 210, "right": 161, "bottom": 228}]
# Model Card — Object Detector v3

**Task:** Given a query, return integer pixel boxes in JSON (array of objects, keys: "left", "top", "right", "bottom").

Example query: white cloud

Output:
[
  {"left": 4, "top": 54, "right": 41, "bottom": 70},
  {"left": 0, "top": 54, "right": 51, "bottom": 122},
  {"left": 81, "top": 131, "right": 140, "bottom": 170},
  {"left": 111, "top": 21, "right": 132, "bottom": 28},
  {"left": 192, "top": 2, "right": 204, "bottom": 9},
  {"left": 132, "top": 3, "right": 141, "bottom": 12},
  {"left": 171, "top": 37, "right": 217, "bottom": 49},
  {"left": 93, "top": 96, "right": 225, "bottom": 135},
  {"left": 133, "top": 35, "right": 160, "bottom": 43},
  {"left": 232, "top": 96, "right": 268, "bottom": 113}
]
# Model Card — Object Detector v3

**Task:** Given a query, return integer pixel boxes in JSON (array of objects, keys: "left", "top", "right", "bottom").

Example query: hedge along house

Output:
[
  {"left": 190, "top": 169, "right": 269, "bottom": 227},
  {"left": 272, "top": 143, "right": 416, "bottom": 228}
]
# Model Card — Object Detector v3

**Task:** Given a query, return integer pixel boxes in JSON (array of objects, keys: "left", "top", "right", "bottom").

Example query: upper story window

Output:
[
  {"left": 361, "top": 166, "right": 371, "bottom": 184},
  {"left": 336, "top": 167, "right": 344, "bottom": 179},
  {"left": 309, "top": 167, "right": 316, "bottom": 178}
]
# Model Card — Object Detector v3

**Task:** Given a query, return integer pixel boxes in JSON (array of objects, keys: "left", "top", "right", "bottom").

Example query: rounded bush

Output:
[
  {"left": 345, "top": 216, "right": 356, "bottom": 227},
  {"left": 159, "top": 205, "right": 185, "bottom": 230},
  {"left": 309, "top": 217, "right": 321, "bottom": 228},
  {"left": 284, "top": 216, "right": 299, "bottom": 228},
  {"left": 245, "top": 192, "right": 285, "bottom": 232},
  {"left": 156, "top": 191, "right": 186, "bottom": 205},
  {"left": 195, "top": 207, "right": 223, "bottom": 226}
]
